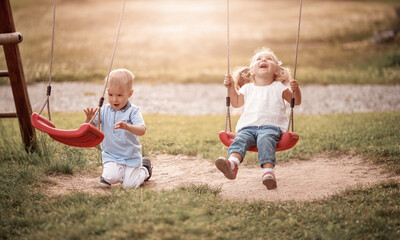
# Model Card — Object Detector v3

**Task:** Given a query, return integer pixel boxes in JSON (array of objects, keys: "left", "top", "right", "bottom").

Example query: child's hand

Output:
[
  {"left": 84, "top": 108, "right": 97, "bottom": 122},
  {"left": 84, "top": 108, "right": 97, "bottom": 117},
  {"left": 114, "top": 121, "right": 128, "bottom": 130},
  {"left": 289, "top": 79, "right": 299, "bottom": 92},
  {"left": 224, "top": 74, "right": 233, "bottom": 87}
]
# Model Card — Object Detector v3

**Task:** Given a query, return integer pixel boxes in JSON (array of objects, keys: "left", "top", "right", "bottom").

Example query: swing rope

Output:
[
  {"left": 88, "top": 0, "right": 127, "bottom": 128},
  {"left": 224, "top": 0, "right": 303, "bottom": 134},
  {"left": 288, "top": 0, "right": 303, "bottom": 133},
  {"left": 224, "top": 0, "right": 232, "bottom": 133},
  {"left": 39, "top": 0, "right": 57, "bottom": 121}
]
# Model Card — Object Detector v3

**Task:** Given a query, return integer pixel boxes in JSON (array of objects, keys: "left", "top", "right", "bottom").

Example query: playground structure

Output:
[{"left": 0, "top": 0, "right": 37, "bottom": 149}]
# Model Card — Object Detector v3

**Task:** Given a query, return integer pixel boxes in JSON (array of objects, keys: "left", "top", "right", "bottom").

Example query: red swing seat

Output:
[
  {"left": 31, "top": 112, "right": 104, "bottom": 148},
  {"left": 219, "top": 131, "right": 299, "bottom": 152}
]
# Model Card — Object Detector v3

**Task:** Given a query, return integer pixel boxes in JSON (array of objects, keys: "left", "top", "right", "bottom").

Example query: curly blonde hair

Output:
[
  {"left": 249, "top": 48, "right": 291, "bottom": 85},
  {"left": 233, "top": 67, "right": 252, "bottom": 90},
  {"left": 274, "top": 66, "right": 291, "bottom": 85}
]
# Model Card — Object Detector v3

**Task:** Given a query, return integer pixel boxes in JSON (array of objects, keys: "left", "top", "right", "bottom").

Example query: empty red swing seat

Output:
[{"left": 31, "top": 112, "right": 104, "bottom": 148}]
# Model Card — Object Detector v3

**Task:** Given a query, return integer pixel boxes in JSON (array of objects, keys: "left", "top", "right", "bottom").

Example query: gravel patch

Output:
[{"left": 1, "top": 82, "right": 400, "bottom": 115}]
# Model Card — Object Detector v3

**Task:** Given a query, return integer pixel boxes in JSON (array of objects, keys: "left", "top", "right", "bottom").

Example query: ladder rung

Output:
[
  {"left": 0, "top": 32, "right": 23, "bottom": 45},
  {"left": 0, "top": 70, "right": 9, "bottom": 77},
  {"left": 0, "top": 112, "right": 18, "bottom": 118}
]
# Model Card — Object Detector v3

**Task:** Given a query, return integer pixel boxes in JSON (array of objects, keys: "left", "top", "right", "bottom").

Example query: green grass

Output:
[
  {"left": 0, "top": 120, "right": 101, "bottom": 176},
  {"left": 1, "top": 0, "right": 399, "bottom": 85},
  {"left": 1, "top": 112, "right": 400, "bottom": 239},
  {"left": 0, "top": 182, "right": 396, "bottom": 239}
]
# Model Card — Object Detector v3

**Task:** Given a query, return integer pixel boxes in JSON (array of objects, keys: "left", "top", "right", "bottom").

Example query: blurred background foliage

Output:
[{"left": 1, "top": 0, "right": 399, "bottom": 85}]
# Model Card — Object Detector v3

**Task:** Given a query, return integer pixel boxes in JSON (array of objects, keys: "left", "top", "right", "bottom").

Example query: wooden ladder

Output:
[{"left": 0, "top": 0, "right": 37, "bottom": 149}]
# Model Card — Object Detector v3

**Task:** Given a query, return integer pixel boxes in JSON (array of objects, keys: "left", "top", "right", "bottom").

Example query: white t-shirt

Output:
[{"left": 235, "top": 81, "right": 289, "bottom": 132}]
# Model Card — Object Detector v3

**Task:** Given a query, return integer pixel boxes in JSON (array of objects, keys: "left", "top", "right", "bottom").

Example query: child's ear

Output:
[{"left": 129, "top": 89, "right": 134, "bottom": 97}]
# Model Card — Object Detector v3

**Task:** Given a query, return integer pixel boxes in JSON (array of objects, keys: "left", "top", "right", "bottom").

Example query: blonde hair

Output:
[
  {"left": 106, "top": 68, "right": 135, "bottom": 90},
  {"left": 250, "top": 48, "right": 291, "bottom": 85},
  {"left": 234, "top": 67, "right": 252, "bottom": 90}
]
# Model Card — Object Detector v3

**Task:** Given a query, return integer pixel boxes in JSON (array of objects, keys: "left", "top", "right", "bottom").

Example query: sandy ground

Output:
[{"left": 45, "top": 154, "right": 400, "bottom": 202}]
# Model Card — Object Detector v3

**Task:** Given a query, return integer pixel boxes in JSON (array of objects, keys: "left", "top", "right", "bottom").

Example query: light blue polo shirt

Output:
[{"left": 96, "top": 101, "right": 145, "bottom": 167}]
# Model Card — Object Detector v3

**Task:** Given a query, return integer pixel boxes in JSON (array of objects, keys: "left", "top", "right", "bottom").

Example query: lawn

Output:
[{"left": 1, "top": 112, "right": 400, "bottom": 239}]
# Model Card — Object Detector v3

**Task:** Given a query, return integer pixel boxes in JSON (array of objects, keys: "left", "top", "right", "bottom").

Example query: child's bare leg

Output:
[{"left": 262, "top": 162, "right": 274, "bottom": 169}]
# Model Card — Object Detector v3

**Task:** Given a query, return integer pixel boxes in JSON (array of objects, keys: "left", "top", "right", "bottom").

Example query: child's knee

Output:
[
  {"left": 102, "top": 162, "right": 123, "bottom": 184},
  {"left": 122, "top": 167, "right": 148, "bottom": 189},
  {"left": 235, "top": 134, "right": 254, "bottom": 147},
  {"left": 103, "top": 172, "right": 121, "bottom": 184}
]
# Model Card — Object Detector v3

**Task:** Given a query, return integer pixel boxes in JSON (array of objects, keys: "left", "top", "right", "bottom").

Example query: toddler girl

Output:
[{"left": 215, "top": 48, "right": 302, "bottom": 190}]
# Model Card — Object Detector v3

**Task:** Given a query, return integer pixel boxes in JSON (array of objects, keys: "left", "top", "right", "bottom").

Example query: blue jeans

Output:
[{"left": 228, "top": 125, "right": 283, "bottom": 167}]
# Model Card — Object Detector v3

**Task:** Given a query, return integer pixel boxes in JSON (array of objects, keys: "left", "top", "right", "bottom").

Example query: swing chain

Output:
[
  {"left": 96, "top": 97, "right": 105, "bottom": 131},
  {"left": 225, "top": 95, "right": 232, "bottom": 132},
  {"left": 288, "top": 97, "right": 295, "bottom": 132}
]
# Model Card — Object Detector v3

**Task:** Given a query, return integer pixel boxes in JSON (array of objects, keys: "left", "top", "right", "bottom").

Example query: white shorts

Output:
[{"left": 102, "top": 162, "right": 149, "bottom": 189}]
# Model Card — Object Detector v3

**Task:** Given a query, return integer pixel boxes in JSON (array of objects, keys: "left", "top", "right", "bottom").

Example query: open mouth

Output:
[{"left": 260, "top": 63, "right": 268, "bottom": 68}]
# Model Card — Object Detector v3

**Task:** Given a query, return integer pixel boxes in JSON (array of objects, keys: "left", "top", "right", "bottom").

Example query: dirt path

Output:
[{"left": 45, "top": 154, "right": 400, "bottom": 202}]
